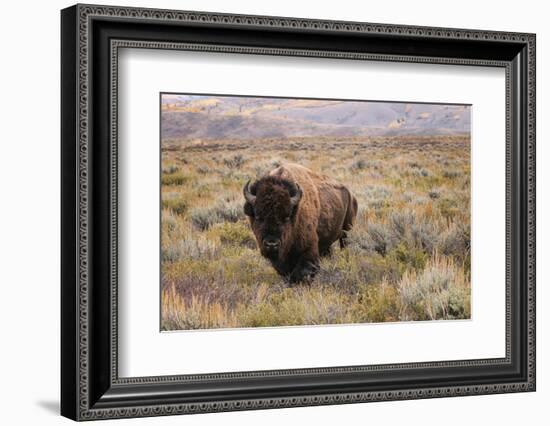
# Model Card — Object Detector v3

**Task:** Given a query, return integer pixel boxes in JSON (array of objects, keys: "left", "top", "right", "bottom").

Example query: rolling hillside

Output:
[{"left": 161, "top": 94, "right": 470, "bottom": 139}]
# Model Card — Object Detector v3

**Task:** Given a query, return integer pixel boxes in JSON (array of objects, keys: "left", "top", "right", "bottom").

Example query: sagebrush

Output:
[{"left": 161, "top": 134, "right": 471, "bottom": 330}]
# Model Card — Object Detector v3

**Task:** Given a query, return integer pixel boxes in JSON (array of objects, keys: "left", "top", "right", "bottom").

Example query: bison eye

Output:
[{"left": 284, "top": 216, "right": 291, "bottom": 223}]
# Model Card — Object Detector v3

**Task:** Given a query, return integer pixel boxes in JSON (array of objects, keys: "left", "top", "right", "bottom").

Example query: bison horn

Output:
[
  {"left": 289, "top": 182, "right": 302, "bottom": 206},
  {"left": 243, "top": 180, "right": 256, "bottom": 204}
]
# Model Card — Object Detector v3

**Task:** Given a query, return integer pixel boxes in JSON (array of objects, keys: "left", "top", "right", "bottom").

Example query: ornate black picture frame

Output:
[{"left": 61, "top": 4, "right": 536, "bottom": 421}]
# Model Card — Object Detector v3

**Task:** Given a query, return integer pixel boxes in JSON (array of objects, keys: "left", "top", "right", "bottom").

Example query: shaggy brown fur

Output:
[{"left": 243, "top": 163, "right": 358, "bottom": 284}]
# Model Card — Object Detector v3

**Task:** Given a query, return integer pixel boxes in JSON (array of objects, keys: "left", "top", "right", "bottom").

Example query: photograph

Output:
[
  {"left": 54, "top": 2, "right": 540, "bottom": 420},
  {"left": 160, "top": 93, "right": 472, "bottom": 331},
  {"left": 58, "top": 3, "right": 536, "bottom": 420}
]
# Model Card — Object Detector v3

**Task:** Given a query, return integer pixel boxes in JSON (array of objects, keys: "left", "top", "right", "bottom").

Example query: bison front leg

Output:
[{"left": 288, "top": 255, "right": 320, "bottom": 285}]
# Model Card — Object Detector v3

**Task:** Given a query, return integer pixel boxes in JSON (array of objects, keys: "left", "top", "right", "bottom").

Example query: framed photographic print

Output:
[{"left": 61, "top": 4, "right": 536, "bottom": 421}]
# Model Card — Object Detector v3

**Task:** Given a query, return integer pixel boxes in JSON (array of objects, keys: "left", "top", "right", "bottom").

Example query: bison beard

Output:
[{"left": 243, "top": 163, "right": 358, "bottom": 284}]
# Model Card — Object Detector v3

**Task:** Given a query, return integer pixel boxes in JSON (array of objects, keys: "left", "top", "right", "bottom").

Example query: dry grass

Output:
[{"left": 160, "top": 134, "right": 471, "bottom": 330}]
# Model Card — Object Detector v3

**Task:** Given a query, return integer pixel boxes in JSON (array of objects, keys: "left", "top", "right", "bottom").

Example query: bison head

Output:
[{"left": 243, "top": 176, "right": 302, "bottom": 260}]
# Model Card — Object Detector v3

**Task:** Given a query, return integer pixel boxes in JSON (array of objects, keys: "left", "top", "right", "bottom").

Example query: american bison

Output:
[{"left": 243, "top": 163, "right": 358, "bottom": 284}]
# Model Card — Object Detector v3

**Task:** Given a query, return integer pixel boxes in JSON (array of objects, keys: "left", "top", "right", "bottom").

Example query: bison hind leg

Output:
[
  {"left": 339, "top": 233, "right": 348, "bottom": 249},
  {"left": 319, "top": 244, "right": 332, "bottom": 257},
  {"left": 340, "top": 190, "right": 358, "bottom": 250}
]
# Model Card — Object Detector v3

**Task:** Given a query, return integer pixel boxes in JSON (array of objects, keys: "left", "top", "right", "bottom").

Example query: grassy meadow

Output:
[{"left": 160, "top": 134, "right": 471, "bottom": 330}]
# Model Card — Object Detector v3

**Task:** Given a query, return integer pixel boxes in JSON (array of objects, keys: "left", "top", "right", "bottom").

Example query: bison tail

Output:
[{"left": 340, "top": 190, "right": 358, "bottom": 249}]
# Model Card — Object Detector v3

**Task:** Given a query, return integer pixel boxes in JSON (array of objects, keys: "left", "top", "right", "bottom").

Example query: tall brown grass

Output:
[{"left": 160, "top": 134, "right": 471, "bottom": 330}]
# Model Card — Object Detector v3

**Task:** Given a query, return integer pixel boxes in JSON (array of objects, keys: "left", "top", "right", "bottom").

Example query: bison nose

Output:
[{"left": 263, "top": 237, "right": 280, "bottom": 250}]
